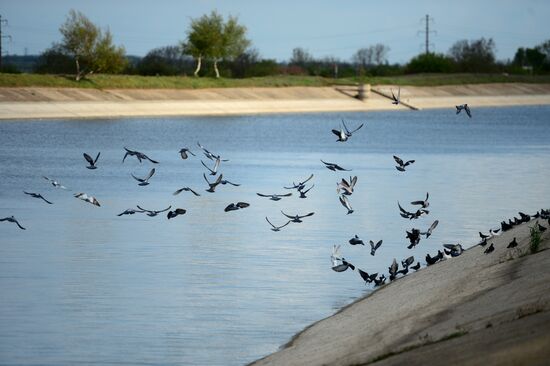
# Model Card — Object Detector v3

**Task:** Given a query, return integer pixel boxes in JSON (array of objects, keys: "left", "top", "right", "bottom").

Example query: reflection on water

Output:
[{"left": 1, "top": 106, "right": 550, "bottom": 365}]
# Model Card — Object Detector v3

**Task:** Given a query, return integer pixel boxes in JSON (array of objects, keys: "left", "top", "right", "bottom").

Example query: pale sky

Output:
[{"left": 1, "top": 0, "right": 549, "bottom": 63}]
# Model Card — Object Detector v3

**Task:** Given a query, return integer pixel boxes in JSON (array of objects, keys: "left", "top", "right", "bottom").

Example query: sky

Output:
[{"left": 1, "top": 0, "right": 549, "bottom": 63}]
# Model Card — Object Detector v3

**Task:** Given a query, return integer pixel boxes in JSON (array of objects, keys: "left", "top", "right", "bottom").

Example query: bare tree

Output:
[{"left": 373, "top": 43, "right": 390, "bottom": 65}]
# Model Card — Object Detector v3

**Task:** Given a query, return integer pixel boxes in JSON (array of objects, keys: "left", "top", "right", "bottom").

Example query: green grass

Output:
[
  {"left": 529, "top": 224, "right": 542, "bottom": 253},
  {"left": 1, "top": 72, "right": 550, "bottom": 89}
]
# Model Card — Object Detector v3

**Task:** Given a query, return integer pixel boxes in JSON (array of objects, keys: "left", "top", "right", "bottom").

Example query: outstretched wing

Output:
[
  {"left": 465, "top": 105, "right": 472, "bottom": 118},
  {"left": 94, "top": 152, "right": 101, "bottom": 164},
  {"left": 201, "top": 160, "right": 215, "bottom": 174},
  {"left": 404, "top": 160, "right": 415, "bottom": 166},
  {"left": 332, "top": 129, "right": 342, "bottom": 137},
  {"left": 393, "top": 155, "right": 404, "bottom": 166},
  {"left": 265, "top": 216, "right": 276, "bottom": 229},
  {"left": 257, "top": 193, "right": 271, "bottom": 197},
  {"left": 374, "top": 240, "right": 383, "bottom": 250},
  {"left": 155, "top": 206, "right": 172, "bottom": 214},
  {"left": 131, "top": 173, "right": 144, "bottom": 182},
  {"left": 83, "top": 153, "right": 94, "bottom": 165},
  {"left": 300, "top": 212, "right": 315, "bottom": 218},
  {"left": 398, "top": 202, "right": 410, "bottom": 214},
  {"left": 144, "top": 168, "right": 156, "bottom": 181},
  {"left": 301, "top": 174, "right": 314, "bottom": 185},
  {"left": 280, "top": 210, "right": 295, "bottom": 219},
  {"left": 348, "top": 123, "right": 364, "bottom": 134}
]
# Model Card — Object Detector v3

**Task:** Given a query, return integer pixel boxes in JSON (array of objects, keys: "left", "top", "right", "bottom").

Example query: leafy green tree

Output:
[
  {"left": 59, "top": 10, "right": 126, "bottom": 80},
  {"left": 406, "top": 53, "right": 454, "bottom": 73},
  {"left": 183, "top": 11, "right": 250, "bottom": 78},
  {"left": 448, "top": 38, "right": 496, "bottom": 72}
]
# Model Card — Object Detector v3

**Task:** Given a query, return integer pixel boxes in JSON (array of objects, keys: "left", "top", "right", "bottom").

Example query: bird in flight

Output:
[
  {"left": 131, "top": 168, "right": 156, "bottom": 186},
  {"left": 201, "top": 159, "right": 220, "bottom": 176},
  {"left": 122, "top": 147, "right": 159, "bottom": 164},
  {"left": 204, "top": 173, "right": 223, "bottom": 193},
  {"left": 179, "top": 148, "right": 195, "bottom": 160},
  {"left": 74, "top": 193, "right": 100, "bottom": 207},
  {"left": 281, "top": 210, "right": 315, "bottom": 223},
  {"left": 337, "top": 176, "right": 357, "bottom": 195},
  {"left": 1, "top": 216, "right": 26, "bottom": 230},
  {"left": 332, "top": 119, "right": 363, "bottom": 142},
  {"left": 173, "top": 187, "right": 201, "bottom": 196},
  {"left": 420, "top": 220, "right": 439, "bottom": 238},
  {"left": 43, "top": 176, "right": 68, "bottom": 189},
  {"left": 411, "top": 192, "right": 430, "bottom": 209},
  {"left": 197, "top": 142, "right": 229, "bottom": 162},
  {"left": 456, "top": 104, "right": 472, "bottom": 118},
  {"left": 321, "top": 160, "right": 351, "bottom": 171},
  {"left": 257, "top": 192, "right": 292, "bottom": 201},
  {"left": 393, "top": 155, "right": 415, "bottom": 172},
  {"left": 369, "top": 240, "right": 383, "bottom": 256},
  {"left": 284, "top": 174, "right": 314, "bottom": 191},
  {"left": 224, "top": 202, "right": 250, "bottom": 212},
  {"left": 167, "top": 208, "right": 187, "bottom": 219},
  {"left": 390, "top": 87, "right": 401, "bottom": 105},
  {"left": 136, "top": 205, "right": 171, "bottom": 217},
  {"left": 298, "top": 184, "right": 314, "bottom": 199},
  {"left": 331, "top": 245, "right": 355, "bottom": 272},
  {"left": 83, "top": 152, "right": 100, "bottom": 169},
  {"left": 339, "top": 194, "right": 354, "bottom": 214},
  {"left": 23, "top": 191, "right": 53, "bottom": 204},
  {"left": 265, "top": 217, "right": 291, "bottom": 231}
]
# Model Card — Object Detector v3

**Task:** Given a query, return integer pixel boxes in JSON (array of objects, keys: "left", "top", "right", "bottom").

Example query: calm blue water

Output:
[{"left": 1, "top": 106, "right": 550, "bottom": 365}]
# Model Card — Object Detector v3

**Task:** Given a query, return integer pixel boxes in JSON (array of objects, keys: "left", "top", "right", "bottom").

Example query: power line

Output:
[
  {"left": 418, "top": 14, "right": 436, "bottom": 54},
  {"left": 0, "top": 14, "right": 13, "bottom": 69}
]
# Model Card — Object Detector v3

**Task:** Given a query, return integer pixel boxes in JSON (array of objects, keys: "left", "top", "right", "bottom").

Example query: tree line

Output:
[{"left": 3, "top": 9, "right": 550, "bottom": 78}]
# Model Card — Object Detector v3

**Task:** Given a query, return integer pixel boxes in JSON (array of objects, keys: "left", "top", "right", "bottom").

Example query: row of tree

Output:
[{"left": 6, "top": 10, "right": 550, "bottom": 78}]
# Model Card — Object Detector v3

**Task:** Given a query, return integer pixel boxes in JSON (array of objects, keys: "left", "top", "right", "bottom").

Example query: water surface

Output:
[{"left": 1, "top": 106, "right": 550, "bottom": 365}]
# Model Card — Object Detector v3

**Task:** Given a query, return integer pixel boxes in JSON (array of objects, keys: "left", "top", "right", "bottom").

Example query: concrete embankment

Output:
[
  {"left": 0, "top": 83, "right": 550, "bottom": 120},
  {"left": 250, "top": 218, "right": 550, "bottom": 366}
]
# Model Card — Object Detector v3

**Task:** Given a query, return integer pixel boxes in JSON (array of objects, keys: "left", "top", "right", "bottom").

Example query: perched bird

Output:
[
  {"left": 83, "top": 152, "right": 100, "bottom": 169},
  {"left": 507, "top": 237, "right": 518, "bottom": 248},
  {"left": 0, "top": 216, "right": 26, "bottom": 230},
  {"left": 374, "top": 274, "right": 386, "bottom": 287},
  {"left": 339, "top": 194, "right": 354, "bottom": 214},
  {"left": 349, "top": 235, "right": 364, "bottom": 246},
  {"left": 369, "top": 240, "right": 383, "bottom": 256},
  {"left": 393, "top": 155, "right": 415, "bottom": 172},
  {"left": 265, "top": 217, "right": 291, "bottom": 232},
  {"left": 122, "top": 147, "right": 159, "bottom": 164},
  {"left": 390, "top": 87, "right": 401, "bottom": 105},
  {"left": 321, "top": 160, "right": 351, "bottom": 171},
  {"left": 456, "top": 104, "right": 472, "bottom": 118},
  {"left": 173, "top": 187, "right": 201, "bottom": 196},
  {"left": 537, "top": 222, "right": 547, "bottom": 232},
  {"left": 410, "top": 262, "right": 421, "bottom": 271},
  {"left": 117, "top": 208, "right": 144, "bottom": 216},
  {"left": 426, "top": 250, "right": 443, "bottom": 265},
  {"left": 204, "top": 173, "right": 223, "bottom": 193},
  {"left": 224, "top": 202, "right": 250, "bottom": 212},
  {"left": 197, "top": 142, "right": 229, "bottom": 162},
  {"left": 136, "top": 205, "right": 171, "bottom": 217},
  {"left": 179, "top": 148, "right": 195, "bottom": 160},
  {"left": 518, "top": 212, "right": 531, "bottom": 223},
  {"left": 484, "top": 243, "right": 495, "bottom": 254},
  {"left": 298, "top": 184, "right": 314, "bottom": 199},
  {"left": 281, "top": 210, "right": 315, "bottom": 223},
  {"left": 332, "top": 119, "right": 363, "bottom": 142},
  {"left": 23, "top": 191, "right": 53, "bottom": 204},
  {"left": 131, "top": 168, "right": 156, "bottom": 186},
  {"left": 421, "top": 220, "right": 439, "bottom": 238},
  {"left": 388, "top": 258, "right": 398, "bottom": 280},
  {"left": 411, "top": 192, "right": 430, "bottom": 209},
  {"left": 256, "top": 192, "right": 292, "bottom": 201},
  {"left": 337, "top": 176, "right": 357, "bottom": 195},
  {"left": 167, "top": 208, "right": 187, "bottom": 219},
  {"left": 443, "top": 243, "right": 464, "bottom": 257},
  {"left": 201, "top": 159, "right": 220, "bottom": 176},
  {"left": 284, "top": 174, "right": 314, "bottom": 191},
  {"left": 74, "top": 193, "right": 100, "bottom": 207},
  {"left": 501, "top": 220, "right": 513, "bottom": 232},
  {"left": 401, "top": 255, "right": 415, "bottom": 268},
  {"left": 479, "top": 231, "right": 489, "bottom": 240},
  {"left": 479, "top": 238, "right": 488, "bottom": 247},
  {"left": 43, "top": 176, "right": 68, "bottom": 189}
]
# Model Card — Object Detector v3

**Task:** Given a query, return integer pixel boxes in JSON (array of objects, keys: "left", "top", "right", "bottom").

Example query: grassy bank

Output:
[{"left": 1, "top": 72, "right": 550, "bottom": 89}]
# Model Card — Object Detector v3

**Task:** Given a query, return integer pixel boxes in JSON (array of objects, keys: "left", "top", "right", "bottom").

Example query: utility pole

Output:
[
  {"left": 0, "top": 14, "right": 12, "bottom": 70},
  {"left": 418, "top": 14, "right": 436, "bottom": 55}
]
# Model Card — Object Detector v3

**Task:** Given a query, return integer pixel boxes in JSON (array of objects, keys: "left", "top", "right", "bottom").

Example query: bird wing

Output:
[
  {"left": 173, "top": 188, "right": 184, "bottom": 195},
  {"left": 83, "top": 153, "right": 94, "bottom": 165},
  {"left": 187, "top": 187, "right": 200, "bottom": 196},
  {"left": 348, "top": 123, "right": 364, "bottom": 134},
  {"left": 320, "top": 159, "right": 331, "bottom": 166},
  {"left": 14, "top": 219, "right": 26, "bottom": 230},
  {"left": 403, "top": 160, "right": 415, "bottom": 167},
  {"left": 425, "top": 192, "right": 429, "bottom": 201},
  {"left": 277, "top": 193, "right": 293, "bottom": 197},
  {"left": 465, "top": 105, "right": 472, "bottom": 118},
  {"left": 300, "top": 212, "right": 315, "bottom": 218},
  {"left": 302, "top": 184, "right": 314, "bottom": 194},
  {"left": 136, "top": 205, "right": 151, "bottom": 213},
  {"left": 94, "top": 152, "right": 101, "bottom": 164},
  {"left": 213, "top": 158, "right": 220, "bottom": 173},
  {"left": 281, "top": 210, "right": 295, "bottom": 219},
  {"left": 301, "top": 174, "right": 314, "bottom": 185},
  {"left": 358, "top": 269, "right": 370, "bottom": 282},
  {"left": 397, "top": 87, "right": 401, "bottom": 101},
  {"left": 390, "top": 89, "right": 397, "bottom": 101},
  {"left": 398, "top": 202, "right": 410, "bottom": 214},
  {"left": 201, "top": 160, "right": 215, "bottom": 174},
  {"left": 257, "top": 193, "right": 271, "bottom": 197},
  {"left": 341, "top": 119, "right": 351, "bottom": 135},
  {"left": 349, "top": 176, "right": 358, "bottom": 188},
  {"left": 203, "top": 173, "right": 212, "bottom": 185},
  {"left": 279, "top": 220, "right": 291, "bottom": 229},
  {"left": 339, "top": 195, "right": 349, "bottom": 209},
  {"left": 154, "top": 206, "right": 171, "bottom": 214},
  {"left": 214, "top": 174, "right": 223, "bottom": 185},
  {"left": 410, "top": 200, "right": 424, "bottom": 206},
  {"left": 429, "top": 220, "right": 439, "bottom": 232},
  {"left": 144, "top": 168, "right": 156, "bottom": 181},
  {"left": 393, "top": 155, "right": 404, "bottom": 165},
  {"left": 131, "top": 173, "right": 144, "bottom": 182},
  {"left": 40, "top": 195, "right": 53, "bottom": 204},
  {"left": 265, "top": 216, "right": 276, "bottom": 229},
  {"left": 144, "top": 154, "right": 159, "bottom": 164},
  {"left": 332, "top": 129, "right": 342, "bottom": 137},
  {"left": 375, "top": 240, "right": 383, "bottom": 250},
  {"left": 236, "top": 202, "right": 249, "bottom": 208}
]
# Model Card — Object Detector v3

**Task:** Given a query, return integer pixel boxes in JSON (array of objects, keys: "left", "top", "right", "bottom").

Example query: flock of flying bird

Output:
[{"left": 2, "top": 98, "right": 548, "bottom": 293}]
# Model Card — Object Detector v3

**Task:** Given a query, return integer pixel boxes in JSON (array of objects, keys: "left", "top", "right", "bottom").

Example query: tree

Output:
[
  {"left": 59, "top": 10, "right": 126, "bottom": 80},
  {"left": 406, "top": 53, "right": 454, "bottom": 73},
  {"left": 373, "top": 44, "right": 390, "bottom": 65},
  {"left": 290, "top": 47, "right": 313, "bottom": 67},
  {"left": 448, "top": 38, "right": 496, "bottom": 72},
  {"left": 138, "top": 46, "right": 193, "bottom": 76},
  {"left": 352, "top": 48, "right": 373, "bottom": 71},
  {"left": 183, "top": 11, "right": 250, "bottom": 78}
]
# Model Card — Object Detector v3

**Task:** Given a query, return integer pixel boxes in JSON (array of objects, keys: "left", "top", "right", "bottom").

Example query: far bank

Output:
[{"left": 1, "top": 83, "right": 550, "bottom": 120}]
